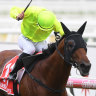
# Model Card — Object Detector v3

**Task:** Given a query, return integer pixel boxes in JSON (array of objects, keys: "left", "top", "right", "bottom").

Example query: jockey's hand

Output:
[{"left": 16, "top": 11, "right": 24, "bottom": 21}]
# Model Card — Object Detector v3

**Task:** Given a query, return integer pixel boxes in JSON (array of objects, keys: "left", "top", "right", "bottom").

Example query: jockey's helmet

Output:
[{"left": 37, "top": 11, "right": 55, "bottom": 31}]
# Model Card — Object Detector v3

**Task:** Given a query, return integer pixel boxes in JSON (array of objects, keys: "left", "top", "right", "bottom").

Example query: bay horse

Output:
[{"left": 0, "top": 22, "right": 91, "bottom": 96}]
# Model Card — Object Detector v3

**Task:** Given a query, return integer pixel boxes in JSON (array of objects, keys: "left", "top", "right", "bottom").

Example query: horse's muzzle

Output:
[{"left": 78, "top": 61, "right": 91, "bottom": 76}]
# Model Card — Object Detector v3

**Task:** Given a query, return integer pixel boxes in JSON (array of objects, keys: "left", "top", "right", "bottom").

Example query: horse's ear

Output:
[
  {"left": 61, "top": 22, "right": 70, "bottom": 35},
  {"left": 77, "top": 21, "right": 87, "bottom": 35}
]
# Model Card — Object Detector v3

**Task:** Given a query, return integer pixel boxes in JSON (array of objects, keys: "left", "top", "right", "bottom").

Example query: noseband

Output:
[{"left": 54, "top": 32, "right": 87, "bottom": 68}]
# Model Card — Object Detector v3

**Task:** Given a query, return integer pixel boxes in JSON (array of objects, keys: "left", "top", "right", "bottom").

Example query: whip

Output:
[
  {"left": 17, "top": 0, "right": 32, "bottom": 20},
  {"left": 24, "top": 0, "right": 32, "bottom": 12}
]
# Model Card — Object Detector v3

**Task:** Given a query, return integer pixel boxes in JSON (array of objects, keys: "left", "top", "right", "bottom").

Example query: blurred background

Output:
[{"left": 0, "top": 0, "right": 96, "bottom": 96}]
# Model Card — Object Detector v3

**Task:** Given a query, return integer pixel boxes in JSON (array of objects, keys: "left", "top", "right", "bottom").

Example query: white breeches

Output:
[{"left": 18, "top": 34, "right": 48, "bottom": 55}]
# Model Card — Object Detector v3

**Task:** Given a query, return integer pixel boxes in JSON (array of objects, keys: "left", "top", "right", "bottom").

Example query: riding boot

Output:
[{"left": 8, "top": 52, "right": 30, "bottom": 80}]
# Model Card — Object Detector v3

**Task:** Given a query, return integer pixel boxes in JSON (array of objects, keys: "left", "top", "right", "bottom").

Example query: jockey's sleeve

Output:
[
  {"left": 10, "top": 6, "right": 34, "bottom": 19},
  {"left": 10, "top": 6, "right": 24, "bottom": 19},
  {"left": 10, "top": 6, "right": 46, "bottom": 19},
  {"left": 53, "top": 19, "right": 64, "bottom": 36}
]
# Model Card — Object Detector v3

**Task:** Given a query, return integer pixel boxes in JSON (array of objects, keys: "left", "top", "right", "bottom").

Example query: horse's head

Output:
[{"left": 61, "top": 22, "right": 91, "bottom": 76}]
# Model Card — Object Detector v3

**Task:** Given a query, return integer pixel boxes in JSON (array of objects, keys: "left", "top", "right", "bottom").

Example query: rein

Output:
[
  {"left": 25, "top": 67, "right": 66, "bottom": 93},
  {"left": 24, "top": 33, "right": 70, "bottom": 93},
  {"left": 24, "top": 33, "right": 86, "bottom": 93},
  {"left": 25, "top": 68, "right": 66, "bottom": 93},
  {"left": 24, "top": 32, "right": 86, "bottom": 93},
  {"left": 24, "top": 33, "right": 80, "bottom": 93}
]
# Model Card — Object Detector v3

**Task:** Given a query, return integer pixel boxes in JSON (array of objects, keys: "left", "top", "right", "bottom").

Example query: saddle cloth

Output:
[{"left": 0, "top": 56, "right": 19, "bottom": 95}]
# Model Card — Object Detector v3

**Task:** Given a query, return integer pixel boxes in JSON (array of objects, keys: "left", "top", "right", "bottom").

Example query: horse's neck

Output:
[
  {"left": 20, "top": 40, "right": 71, "bottom": 96},
  {"left": 38, "top": 40, "right": 71, "bottom": 89}
]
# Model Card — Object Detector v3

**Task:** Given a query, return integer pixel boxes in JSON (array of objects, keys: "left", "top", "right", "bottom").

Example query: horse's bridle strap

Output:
[
  {"left": 55, "top": 39, "right": 74, "bottom": 65},
  {"left": 54, "top": 33, "right": 79, "bottom": 67}
]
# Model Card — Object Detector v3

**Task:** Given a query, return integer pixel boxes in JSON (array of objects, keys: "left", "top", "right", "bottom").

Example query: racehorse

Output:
[{"left": 0, "top": 22, "right": 91, "bottom": 96}]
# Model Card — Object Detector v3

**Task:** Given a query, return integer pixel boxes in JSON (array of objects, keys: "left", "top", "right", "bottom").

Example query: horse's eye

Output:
[
  {"left": 67, "top": 40, "right": 75, "bottom": 51},
  {"left": 69, "top": 44, "right": 74, "bottom": 48},
  {"left": 68, "top": 44, "right": 74, "bottom": 50}
]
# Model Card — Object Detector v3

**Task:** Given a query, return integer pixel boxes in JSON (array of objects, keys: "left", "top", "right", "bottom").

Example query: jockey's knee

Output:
[
  {"left": 23, "top": 47, "right": 36, "bottom": 55},
  {"left": 37, "top": 45, "right": 48, "bottom": 52}
]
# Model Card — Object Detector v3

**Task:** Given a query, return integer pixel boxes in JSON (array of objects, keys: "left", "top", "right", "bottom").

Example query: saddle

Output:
[{"left": 23, "top": 43, "right": 56, "bottom": 72}]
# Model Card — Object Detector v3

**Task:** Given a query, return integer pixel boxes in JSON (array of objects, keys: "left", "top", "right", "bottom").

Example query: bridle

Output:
[{"left": 54, "top": 32, "right": 87, "bottom": 68}]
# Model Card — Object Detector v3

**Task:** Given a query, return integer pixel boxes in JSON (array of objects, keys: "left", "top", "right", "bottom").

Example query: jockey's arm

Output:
[
  {"left": 10, "top": 6, "right": 46, "bottom": 20},
  {"left": 10, "top": 6, "right": 32, "bottom": 20},
  {"left": 53, "top": 19, "right": 64, "bottom": 36}
]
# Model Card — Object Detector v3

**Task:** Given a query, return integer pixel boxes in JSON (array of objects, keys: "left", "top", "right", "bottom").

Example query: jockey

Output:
[{"left": 8, "top": 6, "right": 64, "bottom": 80}]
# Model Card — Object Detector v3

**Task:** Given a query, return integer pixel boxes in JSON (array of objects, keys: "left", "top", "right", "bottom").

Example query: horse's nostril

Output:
[
  {"left": 80, "top": 63, "right": 91, "bottom": 73},
  {"left": 80, "top": 64, "right": 85, "bottom": 68}
]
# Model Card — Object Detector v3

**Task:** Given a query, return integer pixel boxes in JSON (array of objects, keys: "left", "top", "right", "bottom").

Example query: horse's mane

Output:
[
  {"left": 42, "top": 43, "right": 56, "bottom": 56},
  {"left": 23, "top": 35, "right": 65, "bottom": 72},
  {"left": 42, "top": 31, "right": 81, "bottom": 57},
  {"left": 42, "top": 35, "right": 65, "bottom": 57}
]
